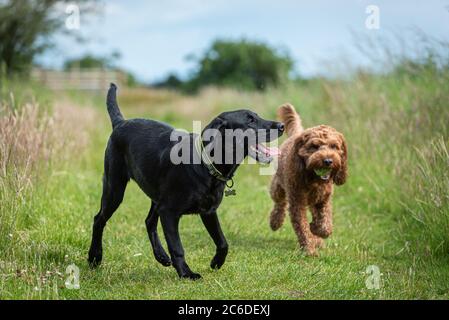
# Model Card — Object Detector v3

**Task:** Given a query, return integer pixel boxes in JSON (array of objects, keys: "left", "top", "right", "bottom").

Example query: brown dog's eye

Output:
[
  {"left": 309, "top": 144, "right": 319, "bottom": 151},
  {"left": 330, "top": 144, "right": 338, "bottom": 150}
]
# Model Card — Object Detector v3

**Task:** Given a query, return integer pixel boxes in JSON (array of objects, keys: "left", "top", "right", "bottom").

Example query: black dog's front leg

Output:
[
  {"left": 200, "top": 211, "right": 228, "bottom": 270},
  {"left": 159, "top": 211, "right": 201, "bottom": 280}
]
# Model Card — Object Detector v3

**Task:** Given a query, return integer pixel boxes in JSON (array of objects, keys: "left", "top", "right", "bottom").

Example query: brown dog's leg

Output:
[
  {"left": 289, "top": 201, "right": 316, "bottom": 256},
  {"left": 269, "top": 177, "right": 287, "bottom": 231},
  {"left": 310, "top": 201, "right": 333, "bottom": 239}
]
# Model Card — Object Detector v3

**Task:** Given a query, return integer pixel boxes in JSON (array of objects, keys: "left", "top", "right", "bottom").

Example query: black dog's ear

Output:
[
  {"left": 202, "top": 116, "right": 228, "bottom": 146},
  {"left": 208, "top": 117, "right": 228, "bottom": 132},
  {"left": 203, "top": 117, "right": 229, "bottom": 161}
]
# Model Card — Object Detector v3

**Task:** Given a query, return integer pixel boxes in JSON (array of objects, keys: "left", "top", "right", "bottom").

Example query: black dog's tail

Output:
[{"left": 107, "top": 83, "right": 124, "bottom": 129}]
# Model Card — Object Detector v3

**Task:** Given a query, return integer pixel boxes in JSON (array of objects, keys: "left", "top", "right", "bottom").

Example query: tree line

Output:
[{"left": 1, "top": 0, "right": 295, "bottom": 91}]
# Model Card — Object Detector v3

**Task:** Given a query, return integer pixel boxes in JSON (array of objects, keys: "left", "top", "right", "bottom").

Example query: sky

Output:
[{"left": 38, "top": 0, "right": 449, "bottom": 83}]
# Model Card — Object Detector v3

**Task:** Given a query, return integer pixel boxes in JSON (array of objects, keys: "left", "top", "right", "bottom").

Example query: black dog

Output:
[{"left": 88, "top": 84, "right": 284, "bottom": 279}]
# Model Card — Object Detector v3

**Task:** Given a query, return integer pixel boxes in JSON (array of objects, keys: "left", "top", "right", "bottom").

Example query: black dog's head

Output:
[{"left": 203, "top": 109, "right": 284, "bottom": 164}]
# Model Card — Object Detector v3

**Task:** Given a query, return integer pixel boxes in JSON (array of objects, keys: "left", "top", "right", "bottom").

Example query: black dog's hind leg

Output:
[
  {"left": 145, "top": 202, "right": 171, "bottom": 266},
  {"left": 159, "top": 209, "right": 201, "bottom": 280},
  {"left": 88, "top": 143, "right": 128, "bottom": 268},
  {"left": 200, "top": 211, "right": 228, "bottom": 270}
]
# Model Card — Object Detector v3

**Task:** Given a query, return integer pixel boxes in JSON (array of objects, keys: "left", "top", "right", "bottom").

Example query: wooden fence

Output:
[{"left": 31, "top": 68, "right": 127, "bottom": 91}]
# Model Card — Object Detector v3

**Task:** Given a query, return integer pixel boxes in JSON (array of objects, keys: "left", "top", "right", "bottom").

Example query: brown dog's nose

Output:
[
  {"left": 277, "top": 123, "right": 285, "bottom": 132},
  {"left": 323, "top": 158, "right": 333, "bottom": 166}
]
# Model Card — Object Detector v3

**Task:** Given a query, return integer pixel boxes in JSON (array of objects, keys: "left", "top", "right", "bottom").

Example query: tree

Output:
[
  {"left": 0, "top": 0, "right": 97, "bottom": 76},
  {"left": 185, "top": 39, "right": 294, "bottom": 92},
  {"left": 63, "top": 52, "right": 121, "bottom": 70},
  {"left": 153, "top": 73, "right": 183, "bottom": 90}
]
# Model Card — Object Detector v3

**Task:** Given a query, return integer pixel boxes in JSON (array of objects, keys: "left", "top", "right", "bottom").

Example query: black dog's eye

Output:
[{"left": 247, "top": 115, "right": 255, "bottom": 123}]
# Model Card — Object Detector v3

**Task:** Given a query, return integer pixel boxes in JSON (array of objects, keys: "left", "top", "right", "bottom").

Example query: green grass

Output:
[{"left": 1, "top": 57, "right": 449, "bottom": 299}]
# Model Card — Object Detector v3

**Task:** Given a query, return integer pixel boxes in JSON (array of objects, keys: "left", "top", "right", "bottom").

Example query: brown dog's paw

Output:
[
  {"left": 269, "top": 210, "right": 284, "bottom": 231},
  {"left": 270, "top": 220, "right": 282, "bottom": 231},
  {"left": 304, "top": 247, "right": 319, "bottom": 257},
  {"left": 310, "top": 222, "right": 332, "bottom": 239},
  {"left": 312, "top": 236, "right": 325, "bottom": 249},
  {"left": 300, "top": 244, "right": 319, "bottom": 257}
]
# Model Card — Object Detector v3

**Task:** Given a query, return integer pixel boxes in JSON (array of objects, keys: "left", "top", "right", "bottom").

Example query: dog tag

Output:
[
  {"left": 224, "top": 179, "right": 236, "bottom": 197},
  {"left": 225, "top": 189, "right": 236, "bottom": 197}
]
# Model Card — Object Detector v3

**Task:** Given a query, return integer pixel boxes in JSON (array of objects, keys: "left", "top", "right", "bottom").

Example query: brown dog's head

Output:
[{"left": 295, "top": 125, "right": 347, "bottom": 185}]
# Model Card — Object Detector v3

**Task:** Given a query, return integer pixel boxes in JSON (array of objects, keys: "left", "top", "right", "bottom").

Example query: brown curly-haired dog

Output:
[{"left": 269, "top": 104, "right": 347, "bottom": 256}]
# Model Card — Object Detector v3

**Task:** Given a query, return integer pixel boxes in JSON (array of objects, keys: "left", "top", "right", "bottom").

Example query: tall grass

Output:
[
  {"left": 355, "top": 34, "right": 449, "bottom": 259},
  {"left": 401, "top": 138, "right": 449, "bottom": 257},
  {"left": 0, "top": 102, "right": 48, "bottom": 250},
  {"left": 0, "top": 88, "right": 96, "bottom": 252}
]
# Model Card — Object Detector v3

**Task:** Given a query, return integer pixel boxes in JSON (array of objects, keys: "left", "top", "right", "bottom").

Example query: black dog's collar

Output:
[{"left": 194, "top": 135, "right": 234, "bottom": 187}]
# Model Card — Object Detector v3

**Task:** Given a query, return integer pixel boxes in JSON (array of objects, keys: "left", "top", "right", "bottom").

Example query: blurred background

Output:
[
  {"left": 1, "top": 0, "right": 449, "bottom": 90},
  {"left": 1, "top": 0, "right": 449, "bottom": 299}
]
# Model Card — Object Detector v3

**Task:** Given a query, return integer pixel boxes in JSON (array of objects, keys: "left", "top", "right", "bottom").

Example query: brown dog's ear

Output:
[
  {"left": 291, "top": 134, "right": 308, "bottom": 170},
  {"left": 292, "top": 134, "right": 306, "bottom": 157},
  {"left": 334, "top": 134, "right": 348, "bottom": 185}
]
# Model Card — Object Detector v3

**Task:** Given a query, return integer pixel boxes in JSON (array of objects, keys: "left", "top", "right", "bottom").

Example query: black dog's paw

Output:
[
  {"left": 88, "top": 251, "right": 102, "bottom": 268},
  {"left": 154, "top": 251, "right": 172, "bottom": 267},
  {"left": 210, "top": 247, "right": 228, "bottom": 270},
  {"left": 210, "top": 254, "right": 226, "bottom": 270},
  {"left": 180, "top": 272, "right": 202, "bottom": 281}
]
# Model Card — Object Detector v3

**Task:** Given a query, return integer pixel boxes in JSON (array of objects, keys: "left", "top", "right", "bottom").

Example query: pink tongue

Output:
[
  {"left": 257, "top": 144, "right": 281, "bottom": 156},
  {"left": 267, "top": 147, "right": 281, "bottom": 156}
]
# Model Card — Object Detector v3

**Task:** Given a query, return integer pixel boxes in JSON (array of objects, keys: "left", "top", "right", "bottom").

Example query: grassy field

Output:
[{"left": 1, "top": 53, "right": 448, "bottom": 299}]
